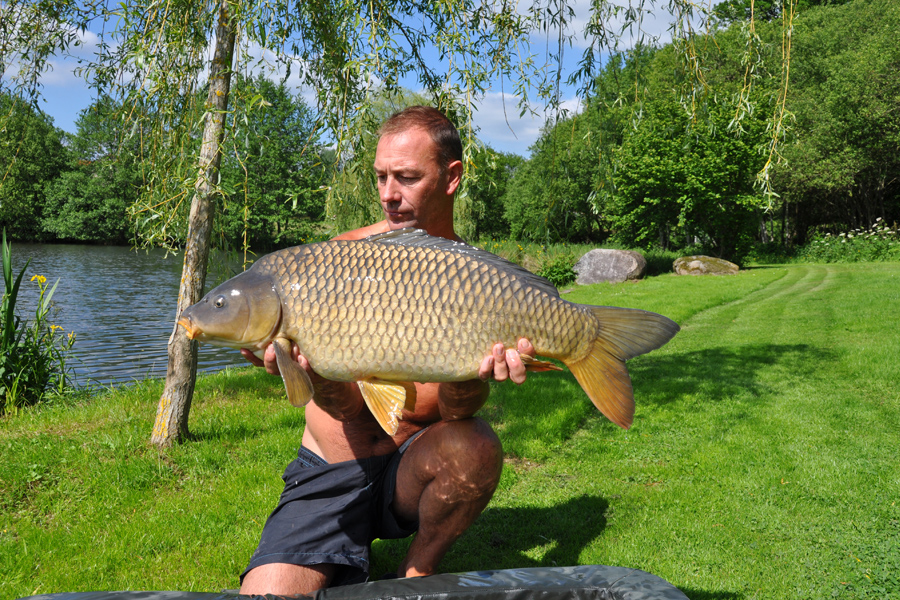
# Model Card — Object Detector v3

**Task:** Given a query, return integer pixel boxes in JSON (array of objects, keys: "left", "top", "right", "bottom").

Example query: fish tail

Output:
[{"left": 564, "top": 306, "right": 679, "bottom": 429}]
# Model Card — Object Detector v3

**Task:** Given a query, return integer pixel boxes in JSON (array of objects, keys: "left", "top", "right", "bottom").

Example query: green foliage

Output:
[
  {"left": 42, "top": 168, "right": 133, "bottom": 244},
  {"left": 503, "top": 107, "right": 611, "bottom": 244},
  {"left": 465, "top": 146, "right": 524, "bottom": 239},
  {"left": 535, "top": 254, "right": 577, "bottom": 287},
  {"left": 742, "top": 241, "right": 798, "bottom": 264},
  {"left": 771, "top": 0, "right": 900, "bottom": 244},
  {"left": 0, "top": 94, "right": 67, "bottom": 240},
  {"left": 606, "top": 94, "right": 768, "bottom": 261},
  {"left": 217, "top": 74, "right": 330, "bottom": 252},
  {"left": 712, "top": 0, "right": 852, "bottom": 24},
  {"left": 42, "top": 97, "right": 140, "bottom": 244},
  {"left": 641, "top": 247, "right": 686, "bottom": 276},
  {"left": 798, "top": 219, "right": 900, "bottom": 262},
  {"left": 6, "top": 0, "right": 760, "bottom": 250},
  {"left": 499, "top": 0, "right": 897, "bottom": 256},
  {"left": 0, "top": 233, "right": 75, "bottom": 414}
]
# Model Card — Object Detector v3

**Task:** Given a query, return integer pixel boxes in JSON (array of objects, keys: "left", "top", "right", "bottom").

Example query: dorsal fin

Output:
[{"left": 365, "top": 228, "right": 560, "bottom": 298}]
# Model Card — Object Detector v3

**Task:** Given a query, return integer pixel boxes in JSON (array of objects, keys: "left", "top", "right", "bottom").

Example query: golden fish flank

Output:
[{"left": 178, "top": 228, "right": 680, "bottom": 435}]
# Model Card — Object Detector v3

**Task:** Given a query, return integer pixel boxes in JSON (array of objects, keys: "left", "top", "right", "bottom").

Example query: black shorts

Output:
[{"left": 241, "top": 430, "right": 424, "bottom": 587}]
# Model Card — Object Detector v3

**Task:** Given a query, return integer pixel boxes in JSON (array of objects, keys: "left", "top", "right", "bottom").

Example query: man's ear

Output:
[{"left": 444, "top": 160, "right": 463, "bottom": 195}]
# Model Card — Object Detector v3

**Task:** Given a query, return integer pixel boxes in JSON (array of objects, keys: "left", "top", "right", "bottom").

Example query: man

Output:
[{"left": 239, "top": 106, "right": 534, "bottom": 595}]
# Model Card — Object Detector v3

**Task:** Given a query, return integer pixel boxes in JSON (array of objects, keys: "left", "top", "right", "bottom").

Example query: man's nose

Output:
[{"left": 380, "top": 177, "right": 400, "bottom": 202}]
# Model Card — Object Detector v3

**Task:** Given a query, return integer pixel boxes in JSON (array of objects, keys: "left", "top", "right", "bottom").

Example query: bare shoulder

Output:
[{"left": 332, "top": 220, "right": 390, "bottom": 241}]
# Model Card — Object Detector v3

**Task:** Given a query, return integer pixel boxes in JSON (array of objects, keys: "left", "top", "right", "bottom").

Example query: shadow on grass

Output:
[
  {"left": 483, "top": 344, "right": 835, "bottom": 458},
  {"left": 485, "top": 370, "right": 594, "bottom": 459},
  {"left": 186, "top": 367, "right": 305, "bottom": 444},
  {"left": 373, "top": 494, "right": 608, "bottom": 576},
  {"left": 195, "top": 366, "right": 284, "bottom": 397},
  {"left": 628, "top": 343, "right": 836, "bottom": 406},
  {"left": 375, "top": 494, "right": 742, "bottom": 598},
  {"left": 189, "top": 408, "right": 306, "bottom": 444}
]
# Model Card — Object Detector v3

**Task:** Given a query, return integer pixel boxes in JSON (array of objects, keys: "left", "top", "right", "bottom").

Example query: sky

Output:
[
  {"left": 29, "top": 31, "right": 564, "bottom": 156},
  {"left": 24, "top": 1, "right": 689, "bottom": 156},
  {"left": 32, "top": 45, "right": 555, "bottom": 156}
]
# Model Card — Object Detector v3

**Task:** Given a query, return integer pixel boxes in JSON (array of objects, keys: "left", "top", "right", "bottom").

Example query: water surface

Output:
[{"left": 11, "top": 243, "right": 250, "bottom": 387}]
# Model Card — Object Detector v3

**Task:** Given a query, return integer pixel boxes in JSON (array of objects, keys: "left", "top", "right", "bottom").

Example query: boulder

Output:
[
  {"left": 574, "top": 249, "right": 647, "bottom": 284},
  {"left": 673, "top": 255, "right": 739, "bottom": 275}
]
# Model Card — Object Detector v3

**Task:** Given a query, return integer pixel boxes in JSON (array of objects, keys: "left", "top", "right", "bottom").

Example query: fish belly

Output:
[{"left": 262, "top": 241, "right": 592, "bottom": 383}]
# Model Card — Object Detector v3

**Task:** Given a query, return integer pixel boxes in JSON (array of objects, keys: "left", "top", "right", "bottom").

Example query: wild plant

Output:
[
  {"left": 800, "top": 218, "right": 900, "bottom": 263},
  {"left": 0, "top": 232, "right": 76, "bottom": 414}
]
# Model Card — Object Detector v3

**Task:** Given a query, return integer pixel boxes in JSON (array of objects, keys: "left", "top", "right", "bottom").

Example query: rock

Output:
[
  {"left": 574, "top": 249, "right": 647, "bottom": 284},
  {"left": 673, "top": 255, "right": 739, "bottom": 275}
]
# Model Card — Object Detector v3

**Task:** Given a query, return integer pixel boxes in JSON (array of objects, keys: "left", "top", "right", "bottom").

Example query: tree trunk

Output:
[{"left": 151, "top": 1, "right": 236, "bottom": 447}]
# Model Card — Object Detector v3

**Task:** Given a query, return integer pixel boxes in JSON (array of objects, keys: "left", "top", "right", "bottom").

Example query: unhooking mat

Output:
[{"left": 19, "top": 565, "right": 688, "bottom": 600}]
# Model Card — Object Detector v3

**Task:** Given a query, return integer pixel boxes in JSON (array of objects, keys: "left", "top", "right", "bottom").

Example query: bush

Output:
[
  {"left": 0, "top": 233, "right": 76, "bottom": 414},
  {"left": 798, "top": 219, "right": 900, "bottom": 263},
  {"left": 536, "top": 254, "right": 578, "bottom": 287},
  {"left": 642, "top": 248, "right": 684, "bottom": 276},
  {"left": 743, "top": 242, "right": 798, "bottom": 265}
]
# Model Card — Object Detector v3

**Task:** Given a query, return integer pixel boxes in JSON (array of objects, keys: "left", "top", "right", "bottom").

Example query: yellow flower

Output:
[{"left": 31, "top": 274, "right": 47, "bottom": 284}]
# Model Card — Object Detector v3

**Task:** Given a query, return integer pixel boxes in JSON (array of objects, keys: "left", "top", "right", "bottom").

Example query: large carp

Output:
[{"left": 178, "top": 229, "right": 679, "bottom": 434}]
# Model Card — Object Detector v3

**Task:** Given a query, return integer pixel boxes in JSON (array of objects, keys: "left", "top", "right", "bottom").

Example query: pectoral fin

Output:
[
  {"left": 520, "top": 355, "right": 564, "bottom": 372},
  {"left": 357, "top": 379, "right": 417, "bottom": 435},
  {"left": 272, "top": 337, "right": 314, "bottom": 407}
]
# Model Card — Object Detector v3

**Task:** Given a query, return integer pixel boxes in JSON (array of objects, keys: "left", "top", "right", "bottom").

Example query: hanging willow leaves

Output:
[{"left": 0, "top": 0, "right": 798, "bottom": 444}]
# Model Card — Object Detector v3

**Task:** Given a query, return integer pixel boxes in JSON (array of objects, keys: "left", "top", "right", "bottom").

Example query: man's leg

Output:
[
  {"left": 239, "top": 560, "right": 335, "bottom": 595},
  {"left": 391, "top": 417, "right": 503, "bottom": 578}
]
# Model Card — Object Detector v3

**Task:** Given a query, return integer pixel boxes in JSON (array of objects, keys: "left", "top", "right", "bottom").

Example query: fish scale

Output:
[{"left": 178, "top": 228, "right": 680, "bottom": 433}]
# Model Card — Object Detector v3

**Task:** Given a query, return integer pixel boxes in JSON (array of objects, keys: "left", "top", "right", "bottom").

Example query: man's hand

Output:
[
  {"left": 478, "top": 338, "right": 535, "bottom": 384},
  {"left": 241, "top": 343, "right": 321, "bottom": 380},
  {"left": 241, "top": 344, "right": 297, "bottom": 376}
]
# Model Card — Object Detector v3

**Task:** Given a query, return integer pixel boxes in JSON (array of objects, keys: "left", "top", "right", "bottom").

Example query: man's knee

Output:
[
  {"left": 431, "top": 418, "right": 503, "bottom": 496},
  {"left": 239, "top": 562, "right": 334, "bottom": 596}
]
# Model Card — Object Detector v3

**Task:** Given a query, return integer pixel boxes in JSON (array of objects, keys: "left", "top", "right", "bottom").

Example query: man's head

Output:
[
  {"left": 374, "top": 106, "right": 463, "bottom": 237},
  {"left": 378, "top": 106, "right": 463, "bottom": 172}
]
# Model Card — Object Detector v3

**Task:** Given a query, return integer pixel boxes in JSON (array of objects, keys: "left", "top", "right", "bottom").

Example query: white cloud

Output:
[
  {"left": 528, "top": 0, "right": 710, "bottom": 51},
  {"left": 38, "top": 27, "right": 103, "bottom": 88},
  {"left": 30, "top": 3, "right": 699, "bottom": 143},
  {"left": 467, "top": 90, "right": 584, "bottom": 156}
]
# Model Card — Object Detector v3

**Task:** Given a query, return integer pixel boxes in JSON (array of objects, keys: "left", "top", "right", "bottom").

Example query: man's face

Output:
[{"left": 373, "top": 127, "right": 459, "bottom": 232}]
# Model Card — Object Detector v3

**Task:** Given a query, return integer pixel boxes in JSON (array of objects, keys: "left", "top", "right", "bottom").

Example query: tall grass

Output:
[{"left": 0, "top": 232, "right": 76, "bottom": 415}]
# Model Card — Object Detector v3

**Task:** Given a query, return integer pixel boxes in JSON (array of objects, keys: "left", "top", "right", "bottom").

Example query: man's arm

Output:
[{"left": 241, "top": 337, "right": 536, "bottom": 422}]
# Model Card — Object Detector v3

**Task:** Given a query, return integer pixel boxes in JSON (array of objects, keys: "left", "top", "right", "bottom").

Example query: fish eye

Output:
[{"left": 214, "top": 295, "right": 226, "bottom": 308}]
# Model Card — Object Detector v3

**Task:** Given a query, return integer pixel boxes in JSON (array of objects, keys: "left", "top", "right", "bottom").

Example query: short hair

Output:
[{"left": 379, "top": 106, "right": 463, "bottom": 168}]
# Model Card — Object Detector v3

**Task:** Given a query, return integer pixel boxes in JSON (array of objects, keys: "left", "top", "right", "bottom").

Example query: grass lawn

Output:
[{"left": 2, "top": 262, "right": 898, "bottom": 599}]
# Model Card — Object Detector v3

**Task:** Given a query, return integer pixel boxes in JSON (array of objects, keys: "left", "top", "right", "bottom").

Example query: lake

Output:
[{"left": 10, "top": 243, "right": 252, "bottom": 387}]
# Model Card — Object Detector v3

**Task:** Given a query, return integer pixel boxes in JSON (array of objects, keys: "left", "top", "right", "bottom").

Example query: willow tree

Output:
[
  {"left": 1, "top": 0, "right": 796, "bottom": 446},
  {"left": 149, "top": 2, "right": 237, "bottom": 445}
]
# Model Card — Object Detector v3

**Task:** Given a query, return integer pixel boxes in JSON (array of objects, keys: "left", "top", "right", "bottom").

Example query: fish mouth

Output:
[{"left": 178, "top": 316, "right": 201, "bottom": 340}]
